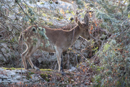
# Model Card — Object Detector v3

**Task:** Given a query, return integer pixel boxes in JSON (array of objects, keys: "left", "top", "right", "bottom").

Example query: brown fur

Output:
[{"left": 19, "top": 13, "right": 90, "bottom": 72}]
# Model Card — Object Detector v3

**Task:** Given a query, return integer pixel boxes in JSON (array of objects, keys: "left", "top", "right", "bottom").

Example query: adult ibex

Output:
[{"left": 19, "top": 13, "right": 90, "bottom": 72}]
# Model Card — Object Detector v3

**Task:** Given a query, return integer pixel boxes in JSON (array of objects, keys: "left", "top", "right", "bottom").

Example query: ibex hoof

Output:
[{"left": 61, "top": 72, "right": 66, "bottom": 76}]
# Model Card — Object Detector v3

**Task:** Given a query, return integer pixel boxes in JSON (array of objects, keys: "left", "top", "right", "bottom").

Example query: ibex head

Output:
[
  {"left": 76, "top": 13, "right": 90, "bottom": 40},
  {"left": 19, "top": 25, "right": 48, "bottom": 45}
]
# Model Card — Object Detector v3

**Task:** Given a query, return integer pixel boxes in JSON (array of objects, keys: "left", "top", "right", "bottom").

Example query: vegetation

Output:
[{"left": 91, "top": 0, "right": 130, "bottom": 86}]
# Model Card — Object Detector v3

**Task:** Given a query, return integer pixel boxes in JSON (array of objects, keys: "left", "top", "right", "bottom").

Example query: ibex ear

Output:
[
  {"left": 78, "top": 21, "right": 82, "bottom": 27},
  {"left": 84, "top": 13, "right": 89, "bottom": 25},
  {"left": 75, "top": 17, "right": 78, "bottom": 23}
]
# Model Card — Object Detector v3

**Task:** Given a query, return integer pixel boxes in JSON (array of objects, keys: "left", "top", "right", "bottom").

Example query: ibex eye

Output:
[
  {"left": 70, "top": 17, "right": 74, "bottom": 21},
  {"left": 32, "top": 27, "right": 36, "bottom": 31}
]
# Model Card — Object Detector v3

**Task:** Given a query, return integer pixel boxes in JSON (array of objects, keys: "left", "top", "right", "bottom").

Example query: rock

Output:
[
  {"left": 15, "top": 76, "right": 22, "bottom": 80},
  {"left": 0, "top": 68, "right": 4, "bottom": 71},
  {"left": 36, "top": 0, "right": 73, "bottom": 10},
  {"left": 0, "top": 75, "right": 8, "bottom": 80},
  {"left": 6, "top": 70, "right": 16, "bottom": 77},
  {"left": 15, "top": 69, "right": 27, "bottom": 74},
  {"left": 31, "top": 74, "right": 39, "bottom": 81},
  {"left": 0, "top": 54, "right": 5, "bottom": 61},
  {"left": 74, "top": 40, "right": 81, "bottom": 50},
  {"left": 37, "top": 58, "right": 44, "bottom": 63},
  {"left": 68, "top": 67, "right": 76, "bottom": 72},
  {"left": 1, "top": 43, "right": 8, "bottom": 48},
  {"left": 0, "top": 43, "right": 11, "bottom": 62}
]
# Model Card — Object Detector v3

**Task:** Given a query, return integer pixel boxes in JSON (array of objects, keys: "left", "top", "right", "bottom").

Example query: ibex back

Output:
[{"left": 19, "top": 13, "right": 90, "bottom": 72}]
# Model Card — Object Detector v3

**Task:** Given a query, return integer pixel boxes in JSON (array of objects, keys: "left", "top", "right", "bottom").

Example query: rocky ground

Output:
[
  {"left": 0, "top": 67, "right": 77, "bottom": 86},
  {"left": 0, "top": 68, "right": 39, "bottom": 84},
  {"left": 0, "top": 61, "right": 94, "bottom": 86}
]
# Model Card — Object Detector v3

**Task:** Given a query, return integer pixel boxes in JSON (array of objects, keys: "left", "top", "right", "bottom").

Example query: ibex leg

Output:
[
  {"left": 26, "top": 46, "right": 39, "bottom": 71},
  {"left": 55, "top": 46, "right": 63, "bottom": 72},
  {"left": 61, "top": 55, "right": 64, "bottom": 72},
  {"left": 21, "top": 45, "right": 29, "bottom": 70}
]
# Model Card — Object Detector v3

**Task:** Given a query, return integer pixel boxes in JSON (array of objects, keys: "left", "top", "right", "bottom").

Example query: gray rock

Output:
[
  {"left": 0, "top": 54, "right": 5, "bottom": 61},
  {"left": 74, "top": 40, "right": 81, "bottom": 49},
  {"left": 68, "top": 67, "right": 76, "bottom": 72},
  {"left": 15, "top": 75, "right": 22, "bottom": 80},
  {"left": 0, "top": 75, "right": 8, "bottom": 80},
  {"left": 0, "top": 68, "right": 4, "bottom": 71},
  {"left": 5, "top": 70, "right": 16, "bottom": 78},
  {"left": 31, "top": 74, "right": 39, "bottom": 81},
  {"left": 15, "top": 69, "right": 27, "bottom": 74}
]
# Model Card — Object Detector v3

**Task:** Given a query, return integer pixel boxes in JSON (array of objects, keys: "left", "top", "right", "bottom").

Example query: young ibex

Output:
[{"left": 19, "top": 13, "right": 90, "bottom": 72}]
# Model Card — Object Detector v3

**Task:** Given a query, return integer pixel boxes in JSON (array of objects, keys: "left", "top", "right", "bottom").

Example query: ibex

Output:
[{"left": 19, "top": 13, "right": 90, "bottom": 72}]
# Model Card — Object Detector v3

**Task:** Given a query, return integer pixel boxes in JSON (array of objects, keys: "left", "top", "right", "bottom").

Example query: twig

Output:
[{"left": 16, "top": 2, "right": 33, "bottom": 22}]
